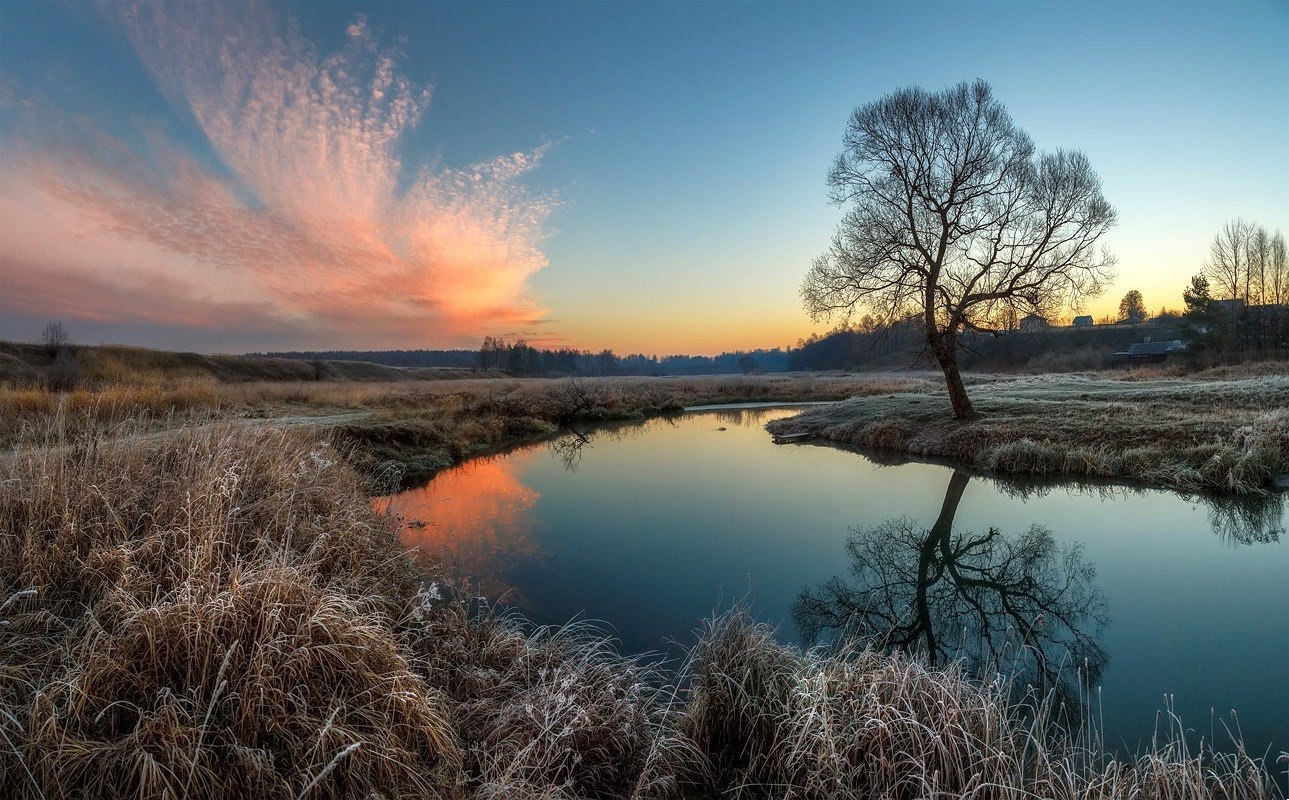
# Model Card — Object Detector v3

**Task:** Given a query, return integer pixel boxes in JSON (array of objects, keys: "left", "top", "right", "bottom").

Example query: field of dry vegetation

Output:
[
  {"left": 768, "top": 368, "right": 1289, "bottom": 495},
  {"left": 2, "top": 346, "right": 1287, "bottom": 797},
  {"left": 3, "top": 360, "right": 1284, "bottom": 493},
  {"left": 2, "top": 415, "right": 1281, "bottom": 799},
  {"left": 0, "top": 372, "right": 938, "bottom": 488}
]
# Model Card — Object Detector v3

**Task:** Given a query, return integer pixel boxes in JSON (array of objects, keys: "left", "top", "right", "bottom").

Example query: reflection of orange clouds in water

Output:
[{"left": 374, "top": 451, "right": 542, "bottom": 602}]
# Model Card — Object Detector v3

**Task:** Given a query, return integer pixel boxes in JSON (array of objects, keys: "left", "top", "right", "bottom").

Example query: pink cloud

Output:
[{"left": 0, "top": 1, "right": 555, "bottom": 349}]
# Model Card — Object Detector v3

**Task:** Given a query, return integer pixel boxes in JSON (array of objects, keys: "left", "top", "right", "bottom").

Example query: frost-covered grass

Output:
[
  {"left": 0, "top": 415, "right": 681, "bottom": 799},
  {"left": 0, "top": 373, "right": 942, "bottom": 487},
  {"left": 768, "top": 373, "right": 1289, "bottom": 494},
  {"left": 2, "top": 417, "right": 1282, "bottom": 798},
  {"left": 681, "top": 613, "right": 1279, "bottom": 800},
  {"left": 4, "top": 367, "right": 1286, "bottom": 493}
]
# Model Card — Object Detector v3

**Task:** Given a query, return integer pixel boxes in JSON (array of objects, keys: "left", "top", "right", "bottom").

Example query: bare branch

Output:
[{"left": 802, "top": 81, "right": 1116, "bottom": 418}]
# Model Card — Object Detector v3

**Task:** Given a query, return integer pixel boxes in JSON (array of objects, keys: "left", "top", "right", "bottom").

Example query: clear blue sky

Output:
[{"left": 1, "top": 0, "right": 1286, "bottom": 353}]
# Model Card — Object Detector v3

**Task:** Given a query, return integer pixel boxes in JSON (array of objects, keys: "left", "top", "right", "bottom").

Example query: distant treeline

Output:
[
  {"left": 252, "top": 349, "right": 482, "bottom": 369},
  {"left": 1182, "top": 219, "right": 1289, "bottom": 360},
  {"left": 258, "top": 338, "right": 792, "bottom": 377},
  {"left": 787, "top": 316, "right": 1187, "bottom": 373},
  {"left": 256, "top": 321, "right": 1189, "bottom": 377},
  {"left": 256, "top": 305, "right": 1289, "bottom": 378}
]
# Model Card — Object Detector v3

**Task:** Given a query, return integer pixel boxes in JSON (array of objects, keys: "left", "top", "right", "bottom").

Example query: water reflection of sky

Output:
[
  {"left": 378, "top": 407, "right": 1289, "bottom": 760},
  {"left": 375, "top": 455, "right": 543, "bottom": 602}
]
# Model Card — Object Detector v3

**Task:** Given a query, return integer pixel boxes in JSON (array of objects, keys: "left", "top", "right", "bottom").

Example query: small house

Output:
[
  {"left": 1018, "top": 313, "right": 1049, "bottom": 332},
  {"left": 1072, "top": 315, "right": 1094, "bottom": 328},
  {"left": 1115, "top": 340, "right": 1184, "bottom": 363}
]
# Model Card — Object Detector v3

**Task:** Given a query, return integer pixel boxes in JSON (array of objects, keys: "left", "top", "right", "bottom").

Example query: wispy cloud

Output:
[{"left": 0, "top": 2, "right": 556, "bottom": 348}]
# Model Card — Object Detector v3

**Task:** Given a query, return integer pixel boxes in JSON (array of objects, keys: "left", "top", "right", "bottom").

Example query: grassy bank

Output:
[
  {"left": 1, "top": 419, "right": 1280, "bottom": 799},
  {"left": 767, "top": 372, "right": 1289, "bottom": 495},
  {"left": 5, "top": 366, "right": 1286, "bottom": 493},
  {"left": 0, "top": 374, "right": 938, "bottom": 487}
]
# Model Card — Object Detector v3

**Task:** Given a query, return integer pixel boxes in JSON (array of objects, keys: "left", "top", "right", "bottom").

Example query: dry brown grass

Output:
[
  {"left": 0, "top": 415, "right": 454, "bottom": 799},
  {"left": 767, "top": 373, "right": 1289, "bottom": 494},
  {"left": 6, "top": 368, "right": 1285, "bottom": 493},
  {"left": 0, "top": 373, "right": 936, "bottom": 488},
  {"left": 680, "top": 613, "right": 1280, "bottom": 800},
  {"left": 1, "top": 418, "right": 1282, "bottom": 798},
  {"left": 0, "top": 414, "right": 694, "bottom": 799}
]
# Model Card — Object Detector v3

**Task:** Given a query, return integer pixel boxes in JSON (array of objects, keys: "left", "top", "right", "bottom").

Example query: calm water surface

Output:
[{"left": 378, "top": 406, "right": 1288, "bottom": 761}]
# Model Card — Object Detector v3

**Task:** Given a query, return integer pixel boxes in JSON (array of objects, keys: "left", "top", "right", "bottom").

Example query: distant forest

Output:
[
  {"left": 254, "top": 314, "right": 1200, "bottom": 377},
  {"left": 255, "top": 341, "right": 794, "bottom": 376}
]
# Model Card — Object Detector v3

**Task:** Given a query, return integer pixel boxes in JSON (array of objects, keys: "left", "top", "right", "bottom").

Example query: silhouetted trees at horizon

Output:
[{"left": 259, "top": 340, "right": 793, "bottom": 378}]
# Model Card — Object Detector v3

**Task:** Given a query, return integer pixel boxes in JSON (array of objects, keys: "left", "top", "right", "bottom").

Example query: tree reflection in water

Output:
[{"left": 793, "top": 469, "right": 1109, "bottom": 707}]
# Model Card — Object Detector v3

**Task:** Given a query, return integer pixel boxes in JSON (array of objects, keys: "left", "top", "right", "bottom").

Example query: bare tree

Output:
[
  {"left": 1249, "top": 225, "right": 1270, "bottom": 306},
  {"left": 41, "top": 321, "right": 71, "bottom": 357},
  {"left": 1117, "top": 290, "right": 1147, "bottom": 323},
  {"left": 802, "top": 80, "right": 1116, "bottom": 419},
  {"left": 1203, "top": 218, "right": 1253, "bottom": 302},
  {"left": 1270, "top": 230, "right": 1287, "bottom": 307}
]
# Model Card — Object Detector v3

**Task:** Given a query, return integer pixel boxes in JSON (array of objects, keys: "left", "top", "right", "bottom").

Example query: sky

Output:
[{"left": 1, "top": 0, "right": 1286, "bottom": 356}]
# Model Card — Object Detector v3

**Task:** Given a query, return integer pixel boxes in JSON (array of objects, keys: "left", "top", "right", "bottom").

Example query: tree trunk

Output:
[
  {"left": 931, "top": 334, "right": 975, "bottom": 420},
  {"left": 913, "top": 469, "right": 970, "bottom": 664}
]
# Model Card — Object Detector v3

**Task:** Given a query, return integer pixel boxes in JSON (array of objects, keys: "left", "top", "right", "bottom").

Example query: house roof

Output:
[
  {"left": 1125, "top": 340, "right": 1182, "bottom": 356},
  {"left": 1072, "top": 315, "right": 1094, "bottom": 323}
]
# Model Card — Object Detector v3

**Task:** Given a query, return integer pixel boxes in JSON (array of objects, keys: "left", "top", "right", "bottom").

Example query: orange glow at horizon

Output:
[{"left": 545, "top": 277, "right": 1195, "bottom": 357}]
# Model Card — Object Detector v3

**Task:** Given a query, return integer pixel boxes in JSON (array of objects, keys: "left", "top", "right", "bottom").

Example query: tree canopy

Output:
[
  {"left": 1118, "top": 290, "right": 1147, "bottom": 322},
  {"left": 802, "top": 80, "right": 1116, "bottom": 418}
]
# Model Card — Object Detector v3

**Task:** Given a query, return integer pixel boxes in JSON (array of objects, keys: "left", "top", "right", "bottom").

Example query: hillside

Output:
[{"left": 0, "top": 341, "right": 505, "bottom": 385}]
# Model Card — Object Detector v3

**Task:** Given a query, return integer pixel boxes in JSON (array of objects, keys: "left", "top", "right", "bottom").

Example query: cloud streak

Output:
[{"left": 0, "top": 1, "right": 555, "bottom": 349}]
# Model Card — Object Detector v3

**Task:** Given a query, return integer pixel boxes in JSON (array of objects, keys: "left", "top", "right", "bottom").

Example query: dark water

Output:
[{"left": 378, "top": 406, "right": 1289, "bottom": 762}]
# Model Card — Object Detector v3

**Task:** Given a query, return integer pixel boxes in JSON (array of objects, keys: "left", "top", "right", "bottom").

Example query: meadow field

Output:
[{"left": 3, "top": 349, "right": 1285, "bottom": 493}]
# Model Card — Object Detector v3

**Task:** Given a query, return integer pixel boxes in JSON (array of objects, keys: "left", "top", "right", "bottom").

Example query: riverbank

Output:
[
  {"left": 1, "top": 419, "right": 1280, "bottom": 799},
  {"left": 4, "top": 367, "right": 1285, "bottom": 494},
  {"left": 0, "top": 373, "right": 939, "bottom": 488},
  {"left": 767, "top": 372, "right": 1289, "bottom": 495}
]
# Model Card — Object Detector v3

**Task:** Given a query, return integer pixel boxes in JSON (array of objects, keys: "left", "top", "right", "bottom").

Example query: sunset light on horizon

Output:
[{"left": 2, "top": 0, "right": 1286, "bottom": 356}]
